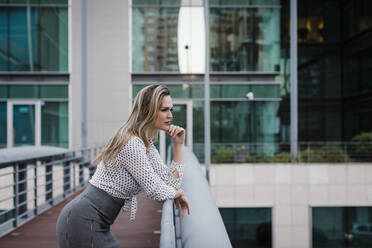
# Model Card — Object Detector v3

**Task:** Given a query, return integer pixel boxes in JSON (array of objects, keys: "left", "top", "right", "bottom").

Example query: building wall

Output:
[
  {"left": 71, "top": 0, "right": 131, "bottom": 149},
  {"left": 210, "top": 163, "right": 372, "bottom": 248}
]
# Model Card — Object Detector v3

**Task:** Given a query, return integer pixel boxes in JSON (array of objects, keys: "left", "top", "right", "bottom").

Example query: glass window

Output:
[
  {"left": 211, "top": 101, "right": 279, "bottom": 143},
  {"left": 0, "top": 3, "right": 68, "bottom": 72},
  {"left": 132, "top": 7, "right": 180, "bottom": 72},
  {"left": 0, "top": 102, "right": 6, "bottom": 148},
  {"left": 133, "top": 84, "right": 204, "bottom": 99},
  {"left": 41, "top": 101, "right": 68, "bottom": 148},
  {"left": 9, "top": 85, "right": 38, "bottom": 98},
  {"left": 4, "top": 85, "right": 68, "bottom": 99},
  {"left": 0, "top": 1, "right": 68, "bottom": 4},
  {"left": 210, "top": 85, "right": 279, "bottom": 99},
  {"left": 0, "top": 86, "right": 7, "bottom": 98},
  {"left": 219, "top": 207, "right": 272, "bottom": 248},
  {"left": 312, "top": 207, "right": 372, "bottom": 248},
  {"left": 343, "top": 0, "right": 372, "bottom": 39},
  {"left": 40, "top": 85, "right": 68, "bottom": 99},
  {"left": 209, "top": 7, "right": 280, "bottom": 72},
  {"left": 210, "top": 0, "right": 280, "bottom": 5}
]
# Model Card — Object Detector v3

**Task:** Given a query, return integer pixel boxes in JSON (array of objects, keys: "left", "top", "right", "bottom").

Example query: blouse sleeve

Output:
[
  {"left": 116, "top": 137, "right": 176, "bottom": 202},
  {"left": 148, "top": 142, "right": 184, "bottom": 190}
]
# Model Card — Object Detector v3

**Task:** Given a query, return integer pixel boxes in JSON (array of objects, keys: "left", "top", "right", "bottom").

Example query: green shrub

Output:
[
  {"left": 297, "top": 146, "right": 348, "bottom": 163},
  {"left": 212, "top": 146, "right": 235, "bottom": 163},
  {"left": 273, "top": 152, "right": 292, "bottom": 163},
  {"left": 245, "top": 153, "right": 273, "bottom": 163},
  {"left": 351, "top": 132, "right": 372, "bottom": 162}
]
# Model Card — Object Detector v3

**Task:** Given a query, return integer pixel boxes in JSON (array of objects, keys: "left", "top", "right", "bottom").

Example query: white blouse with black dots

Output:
[{"left": 89, "top": 136, "right": 183, "bottom": 221}]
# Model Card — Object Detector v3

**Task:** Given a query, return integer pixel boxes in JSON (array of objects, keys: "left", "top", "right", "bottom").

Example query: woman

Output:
[{"left": 56, "top": 85, "right": 190, "bottom": 248}]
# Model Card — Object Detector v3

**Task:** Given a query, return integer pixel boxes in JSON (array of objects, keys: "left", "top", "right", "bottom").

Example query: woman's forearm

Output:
[
  {"left": 173, "top": 143, "right": 184, "bottom": 164},
  {"left": 172, "top": 143, "right": 184, "bottom": 179}
]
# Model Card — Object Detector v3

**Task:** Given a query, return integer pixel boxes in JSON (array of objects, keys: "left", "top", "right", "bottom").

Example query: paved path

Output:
[{"left": 0, "top": 190, "right": 163, "bottom": 248}]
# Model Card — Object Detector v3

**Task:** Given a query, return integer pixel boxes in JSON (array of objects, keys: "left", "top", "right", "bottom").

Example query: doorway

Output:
[{"left": 7, "top": 100, "right": 41, "bottom": 147}]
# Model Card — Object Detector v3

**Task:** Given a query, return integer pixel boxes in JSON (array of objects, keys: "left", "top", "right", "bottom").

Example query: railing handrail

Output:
[{"left": 160, "top": 146, "right": 232, "bottom": 248}]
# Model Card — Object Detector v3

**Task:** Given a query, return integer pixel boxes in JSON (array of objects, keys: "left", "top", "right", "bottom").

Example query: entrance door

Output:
[
  {"left": 7, "top": 101, "right": 41, "bottom": 147},
  {"left": 159, "top": 100, "right": 192, "bottom": 163}
]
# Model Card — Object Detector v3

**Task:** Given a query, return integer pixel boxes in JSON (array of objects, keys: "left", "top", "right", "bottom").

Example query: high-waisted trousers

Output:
[{"left": 56, "top": 183, "right": 123, "bottom": 248}]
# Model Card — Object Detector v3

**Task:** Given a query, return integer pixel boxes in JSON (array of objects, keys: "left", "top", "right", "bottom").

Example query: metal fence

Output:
[
  {"left": 0, "top": 147, "right": 100, "bottom": 238},
  {"left": 193, "top": 142, "right": 372, "bottom": 163}
]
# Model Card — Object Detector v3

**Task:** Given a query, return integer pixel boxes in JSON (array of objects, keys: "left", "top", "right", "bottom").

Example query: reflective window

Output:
[
  {"left": 41, "top": 101, "right": 68, "bottom": 148},
  {"left": 132, "top": 7, "right": 180, "bottom": 72},
  {"left": 219, "top": 208, "right": 272, "bottom": 248},
  {"left": 343, "top": 0, "right": 372, "bottom": 39},
  {"left": 211, "top": 85, "right": 280, "bottom": 99},
  {"left": 0, "top": 102, "right": 6, "bottom": 148},
  {"left": 133, "top": 84, "right": 279, "bottom": 99},
  {"left": 40, "top": 85, "right": 68, "bottom": 99},
  {"left": 211, "top": 101, "right": 280, "bottom": 143},
  {"left": 9, "top": 85, "right": 39, "bottom": 99},
  {"left": 2, "top": 85, "right": 68, "bottom": 99},
  {"left": 0, "top": 1, "right": 68, "bottom": 72},
  {"left": 312, "top": 207, "right": 372, "bottom": 248},
  {"left": 210, "top": 7, "right": 280, "bottom": 72}
]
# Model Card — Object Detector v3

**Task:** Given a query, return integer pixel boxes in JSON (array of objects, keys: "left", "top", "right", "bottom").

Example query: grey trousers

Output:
[{"left": 56, "top": 183, "right": 124, "bottom": 248}]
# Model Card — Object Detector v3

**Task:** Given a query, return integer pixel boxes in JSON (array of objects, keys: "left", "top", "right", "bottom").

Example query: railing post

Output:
[
  {"left": 72, "top": 152, "right": 76, "bottom": 192},
  {"left": 13, "top": 162, "right": 27, "bottom": 227},
  {"left": 63, "top": 159, "right": 71, "bottom": 197},
  {"left": 34, "top": 160, "right": 38, "bottom": 216},
  {"left": 45, "top": 159, "right": 53, "bottom": 205},
  {"left": 13, "top": 163, "right": 18, "bottom": 228}
]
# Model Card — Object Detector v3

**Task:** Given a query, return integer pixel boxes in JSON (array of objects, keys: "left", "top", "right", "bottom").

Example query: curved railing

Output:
[{"left": 160, "top": 147, "right": 232, "bottom": 248}]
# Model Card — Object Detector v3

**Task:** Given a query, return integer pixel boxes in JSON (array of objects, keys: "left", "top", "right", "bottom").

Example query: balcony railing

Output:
[
  {"left": 160, "top": 147, "right": 232, "bottom": 248},
  {"left": 0, "top": 146, "right": 100, "bottom": 238}
]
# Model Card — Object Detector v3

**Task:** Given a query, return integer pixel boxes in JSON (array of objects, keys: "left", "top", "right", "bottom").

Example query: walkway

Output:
[{"left": 0, "top": 189, "right": 163, "bottom": 248}]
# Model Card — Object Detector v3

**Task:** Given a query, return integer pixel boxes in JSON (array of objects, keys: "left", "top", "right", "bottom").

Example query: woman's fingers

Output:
[{"left": 167, "top": 125, "right": 183, "bottom": 138}]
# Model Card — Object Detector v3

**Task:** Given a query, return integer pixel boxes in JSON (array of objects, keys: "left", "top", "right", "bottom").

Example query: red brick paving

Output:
[{"left": 0, "top": 189, "right": 163, "bottom": 248}]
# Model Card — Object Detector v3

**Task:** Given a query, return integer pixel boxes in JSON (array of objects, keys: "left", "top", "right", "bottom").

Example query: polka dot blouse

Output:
[{"left": 89, "top": 136, "right": 183, "bottom": 221}]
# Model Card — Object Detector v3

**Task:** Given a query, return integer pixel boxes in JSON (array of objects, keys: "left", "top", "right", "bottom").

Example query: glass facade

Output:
[
  {"left": 0, "top": 0, "right": 68, "bottom": 72},
  {"left": 41, "top": 101, "right": 68, "bottom": 148},
  {"left": 132, "top": 0, "right": 372, "bottom": 162},
  {"left": 312, "top": 207, "right": 372, "bottom": 248},
  {"left": 219, "top": 207, "right": 272, "bottom": 248},
  {"left": 290, "top": 0, "right": 372, "bottom": 143}
]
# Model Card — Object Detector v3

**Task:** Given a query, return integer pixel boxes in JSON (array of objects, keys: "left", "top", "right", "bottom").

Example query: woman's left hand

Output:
[{"left": 167, "top": 125, "right": 185, "bottom": 145}]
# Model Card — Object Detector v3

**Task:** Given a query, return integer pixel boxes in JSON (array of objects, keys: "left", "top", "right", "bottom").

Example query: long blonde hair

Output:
[{"left": 94, "top": 84, "right": 170, "bottom": 166}]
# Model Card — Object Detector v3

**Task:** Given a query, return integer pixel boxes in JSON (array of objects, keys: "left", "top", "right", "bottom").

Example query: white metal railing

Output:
[{"left": 0, "top": 147, "right": 101, "bottom": 238}]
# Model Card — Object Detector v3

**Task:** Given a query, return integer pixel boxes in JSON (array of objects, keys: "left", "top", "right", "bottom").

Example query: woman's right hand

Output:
[{"left": 175, "top": 189, "right": 184, "bottom": 199}]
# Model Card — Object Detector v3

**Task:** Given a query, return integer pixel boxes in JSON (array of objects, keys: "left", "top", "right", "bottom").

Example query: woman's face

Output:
[{"left": 154, "top": 95, "right": 173, "bottom": 131}]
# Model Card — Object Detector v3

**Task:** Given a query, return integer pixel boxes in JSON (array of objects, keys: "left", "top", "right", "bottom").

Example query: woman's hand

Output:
[
  {"left": 174, "top": 195, "right": 190, "bottom": 219},
  {"left": 167, "top": 124, "right": 185, "bottom": 145},
  {"left": 175, "top": 189, "right": 184, "bottom": 199}
]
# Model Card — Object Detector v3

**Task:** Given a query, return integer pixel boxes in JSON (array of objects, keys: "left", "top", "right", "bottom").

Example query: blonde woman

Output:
[{"left": 56, "top": 85, "right": 190, "bottom": 248}]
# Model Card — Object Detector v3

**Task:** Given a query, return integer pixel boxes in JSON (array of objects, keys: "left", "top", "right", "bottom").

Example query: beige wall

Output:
[
  {"left": 209, "top": 163, "right": 372, "bottom": 248},
  {"left": 70, "top": 0, "right": 131, "bottom": 149}
]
